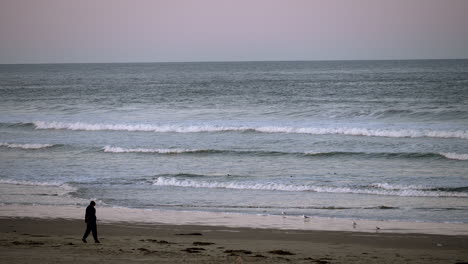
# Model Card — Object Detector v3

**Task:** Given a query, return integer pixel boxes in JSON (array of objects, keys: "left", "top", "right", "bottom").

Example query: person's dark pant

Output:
[{"left": 83, "top": 221, "right": 98, "bottom": 241}]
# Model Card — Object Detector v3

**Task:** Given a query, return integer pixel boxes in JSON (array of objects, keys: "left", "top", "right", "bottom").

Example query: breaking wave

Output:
[
  {"left": 31, "top": 121, "right": 468, "bottom": 139},
  {"left": 0, "top": 179, "right": 76, "bottom": 193},
  {"left": 440, "top": 152, "right": 468, "bottom": 161},
  {"left": 0, "top": 142, "right": 55, "bottom": 149},
  {"left": 152, "top": 177, "right": 468, "bottom": 197},
  {"left": 103, "top": 146, "right": 207, "bottom": 154},
  {"left": 103, "top": 146, "right": 467, "bottom": 161}
]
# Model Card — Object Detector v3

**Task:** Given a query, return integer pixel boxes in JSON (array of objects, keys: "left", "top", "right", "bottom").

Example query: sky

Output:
[{"left": 0, "top": 0, "right": 467, "bottom": 64}]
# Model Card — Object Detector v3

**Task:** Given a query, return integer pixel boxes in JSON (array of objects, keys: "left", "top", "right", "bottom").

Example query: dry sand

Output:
[{"left": 1, "top": 217, "right": 467, "bottom": 264}]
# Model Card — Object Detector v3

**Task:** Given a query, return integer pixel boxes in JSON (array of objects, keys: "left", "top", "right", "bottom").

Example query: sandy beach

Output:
[
  {"left": 2, "top": 1, "right": 468, "bottom": 263},
  {"left": 1, "top": 216, "right": 467, "bottom": 264}
]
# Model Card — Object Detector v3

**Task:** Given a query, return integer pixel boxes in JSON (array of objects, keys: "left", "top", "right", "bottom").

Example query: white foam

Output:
[
  {"left": 103, "top": 145, "right": 199, "bottom": 154},
  {"left": 0, "top": 142, "right": 54, "bottom": 149},
  {"left": 304, "top": 151, "right": 323, "bottom": 155},
  {"left": 0, "top": 179, "right": 76, "bottom": 193},
  {"left": 370, "top": 183, "right": 428, "bottom": 191},
  {"left": 33, "top": 121, "right": 468, "bottom": 139},
  {"left": 34, "top": 121, "right": 248, "bottom": 133},
  {"left": 152, "top": 177, "right": 468, "bottom": 197},
  {"left": 440, "top": 152, "right": 468, "bottom": 161}
]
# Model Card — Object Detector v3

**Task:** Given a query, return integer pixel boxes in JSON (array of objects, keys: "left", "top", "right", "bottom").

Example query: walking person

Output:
[{"left": 82, "top": 201, "right": 100, "bottom": 243}]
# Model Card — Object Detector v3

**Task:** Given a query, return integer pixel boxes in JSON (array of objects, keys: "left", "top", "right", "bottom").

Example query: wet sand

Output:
[{"left": 1, "top": 217, "right": 467, "bottom": 264}]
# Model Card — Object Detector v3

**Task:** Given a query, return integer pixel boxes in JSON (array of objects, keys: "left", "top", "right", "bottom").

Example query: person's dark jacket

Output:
[{"left": 85, "top": 205, "right": 96, "bottom": 223}]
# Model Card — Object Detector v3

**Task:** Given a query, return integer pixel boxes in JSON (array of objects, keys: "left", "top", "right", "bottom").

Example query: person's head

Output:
[{"left": 90, "top": 201, "right": 96, "bottom": 206}]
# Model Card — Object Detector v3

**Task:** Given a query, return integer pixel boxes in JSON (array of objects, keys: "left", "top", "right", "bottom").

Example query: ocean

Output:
[{"left": 1, "top": 60, "right": 467, "bottom": 224}]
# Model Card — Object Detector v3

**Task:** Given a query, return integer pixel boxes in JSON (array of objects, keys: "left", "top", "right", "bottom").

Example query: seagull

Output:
[
  {"left": 376, "top": 226, "right": 381, "bottom": 231},
  {"left": 352, "top": 220, "right": 357, "bottom": 228},
  {"left": 302, "top": 215, "right": 310, "bottom": 219}
]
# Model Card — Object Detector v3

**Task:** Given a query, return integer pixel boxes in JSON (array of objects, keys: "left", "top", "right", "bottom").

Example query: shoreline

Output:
[
  {"left": 1, "top": 204, "right": 467, "bottom": 236},
  {"left": 1, "top": 217, "right": 467, "bottom": 263}
]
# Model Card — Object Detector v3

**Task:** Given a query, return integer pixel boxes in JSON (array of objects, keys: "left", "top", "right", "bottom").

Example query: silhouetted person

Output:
[{"left": 82, "top": 201, "right": 100, "bottom": 243}]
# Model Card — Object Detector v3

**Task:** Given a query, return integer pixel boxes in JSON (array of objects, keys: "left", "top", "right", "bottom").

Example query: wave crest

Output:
[
  {"left": 103, "top": 146, "right": 468, "bottom": 161},
  {"left": 0, "top": 143, "right": 55, "bottom": 149},
  {"left": 0, "top": 179, "right": 76, "bottom": 193},
  {"left": 103, "top": 146, "right": 203, "bottom": 154},
  {"left": 440, "top": 152, "right": 468, "bottom": 161},
  {"left": 152, "top": 177, "right": 468, "bottom": 197},
  {"left": 32, "top": 121, "right": 468, "bottom": 139}
]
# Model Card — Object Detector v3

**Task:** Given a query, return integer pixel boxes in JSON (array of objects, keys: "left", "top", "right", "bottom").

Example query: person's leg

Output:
[
  {"left": 82, "top": 224, "right": 91, "bottom": 243},
  {"left": 91, "top": 222, "right": 99, "bottom": 243}
]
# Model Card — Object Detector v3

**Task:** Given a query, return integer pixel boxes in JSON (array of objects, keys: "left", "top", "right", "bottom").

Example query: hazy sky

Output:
[{"left": 1, "top": 0, "right": 467, "bottom": 63}]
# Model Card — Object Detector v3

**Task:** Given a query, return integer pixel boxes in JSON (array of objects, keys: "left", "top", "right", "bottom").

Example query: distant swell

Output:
[
  {"left": 152, "top": 177, "right": 468, "bottom": 197},
  {"left": 32, "top": 121, "right": 468, "bottom": 139},
  {"left": 102, "top": 146, "right": 467, "bottom": 161},
  {"left": 0, "top": 142, "right": 55, "bottom": 150}
]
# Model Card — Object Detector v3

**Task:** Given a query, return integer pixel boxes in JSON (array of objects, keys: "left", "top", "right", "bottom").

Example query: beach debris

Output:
[
  {"left": 137, "top": 247, "right": 159, "bottom": 255},
  {"left": 141, "top": 239, "right": 172, "bottom": 244},
  {"left": 376, "top": 226, "right": 381, "bottom": 231},
  {"left": 193, "top": 241, "right": 215, "bottom": 246},
  {"left": 304, "top": 258, "right": 332, "bottom": 264},
  {"left": 253, "top": 254, "right": 267, "bottom": 258},
  {"left": 182, "top": 247, "right": 205, "bottom": 253},
  {"left": 12, "top": 240, "right": 44, "bottom": 246},
  {"left": 224, "top": 249, "right": 252, "bottom": 255},
  {"left": 436, "top": 243, "right": 443, "bottom": 247},
  {"left": 268, "top": 250, "right": 295, "bottom": 255},
  {"left": 313, "top": 260, "right": 330, "bottom": 264},
  {"left": 176, "top": 232, "right": 203, "bottom": 236},
  {"left": 27, "top": 234, "right": 50, "bottom": 238}
]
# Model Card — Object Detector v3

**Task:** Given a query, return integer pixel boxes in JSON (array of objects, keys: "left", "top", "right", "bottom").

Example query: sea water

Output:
[{"left": 0, "top": 60, "right": 467, "bottom": 223}]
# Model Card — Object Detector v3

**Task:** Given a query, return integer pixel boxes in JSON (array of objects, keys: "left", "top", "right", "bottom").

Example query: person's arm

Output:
[{"left": 85, "top": 207, "right": 89, "bottom": 223}]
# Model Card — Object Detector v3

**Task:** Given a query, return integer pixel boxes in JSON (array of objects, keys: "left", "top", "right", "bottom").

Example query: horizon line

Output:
[{"left": 1, "top": 58, "right": 467, "bottom": 66}]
